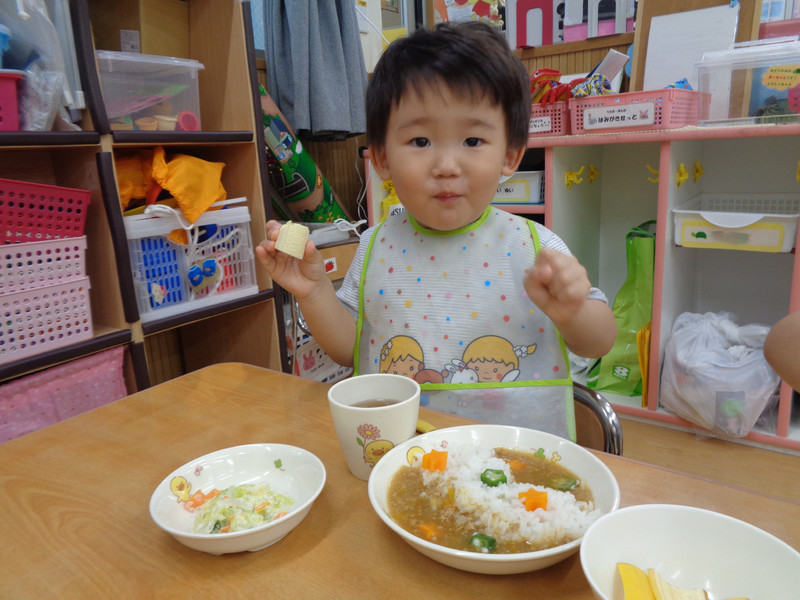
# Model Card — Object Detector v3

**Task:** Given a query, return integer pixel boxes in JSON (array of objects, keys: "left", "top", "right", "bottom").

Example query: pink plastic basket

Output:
[
  {"left": 529, "top": 101, "right": 570, "bottom": 136},
  {"left": 0, "top": 346, "right": 126, "bottom": 443},
  {"left": 0, "top": 70, "right": 22, "bottom": 132},
  {"left": 569, "top": 89, "right": 708, "bottom": 134},
  {"left": 0, "top": 277, "right": 93, "bottom": 365},
  {"left": 0, "top": 177, "right": 91, "bottom": 244},
  {"left": 0, "top": 236, "right": 87, "bottom": 294}
]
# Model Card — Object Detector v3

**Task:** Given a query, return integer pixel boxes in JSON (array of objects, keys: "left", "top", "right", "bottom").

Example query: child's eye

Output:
[
  {"left": 412, "top": 137, "right": 429, "bottom": 147},
  {"left": 464, "top": 137, "right": 482, "bottom": 147}
]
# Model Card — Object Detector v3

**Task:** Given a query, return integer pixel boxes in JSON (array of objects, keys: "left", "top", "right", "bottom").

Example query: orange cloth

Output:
[
  {"left": 151, "top": 146, "right": 226, "bottom": 224},
  {"left": 115, "top": 150, "right": 154, "bottom": 210}
]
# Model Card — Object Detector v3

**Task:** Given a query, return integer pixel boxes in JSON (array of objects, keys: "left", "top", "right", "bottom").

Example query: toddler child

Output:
[{"left": 256, "top": 21, "right": 616, "bottom": 439}]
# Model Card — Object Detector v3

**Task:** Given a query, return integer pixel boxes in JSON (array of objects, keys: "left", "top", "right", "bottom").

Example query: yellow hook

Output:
[
  {"left": 676, "top": 163, "right": 689, "bottom": 188},
  {"left": 693, "top": 161, "right": 704, "bottom": 183},
  {"left": 646, "top": 163, "right": 659, "bottom": 183},
  {"left": 589, "top": 164, "right": 599, "bottom": 184},
  {"left": 565, "top": 166, "right": 585, "bottom": 190},
  {"left": 796, "top": 160, "right": 800, "bottom": 183}
]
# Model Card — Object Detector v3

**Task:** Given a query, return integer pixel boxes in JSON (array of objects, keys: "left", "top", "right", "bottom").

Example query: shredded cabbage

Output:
[{"left": 193, "top": 483, "right": 294, "bottom": 534}]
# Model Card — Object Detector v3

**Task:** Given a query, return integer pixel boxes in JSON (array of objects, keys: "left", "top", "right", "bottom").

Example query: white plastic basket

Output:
[
  {"left": 0, "top": 236, "right": 87, "bottom": 294},
  {"left": 493, "top": 171, "right": 544, "bottom": 204},
  {"left": 124, "top": 203, "right": 258, "bottom": 322},
  {"left": 0, "top": 278, "right": 93, "bottom": 364},
  {"left": 673, "top": 194, "right": 800, "bottom": 253}
]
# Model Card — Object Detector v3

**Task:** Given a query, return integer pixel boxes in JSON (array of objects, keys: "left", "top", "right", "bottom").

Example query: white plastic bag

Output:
[{"left": 660, "top": 312, "right": 780, "bottom": 437}]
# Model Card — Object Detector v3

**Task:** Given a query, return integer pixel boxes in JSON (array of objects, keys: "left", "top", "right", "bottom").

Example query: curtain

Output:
[{"left": 263, "top": 0, "right": 368, "bottom": 141}]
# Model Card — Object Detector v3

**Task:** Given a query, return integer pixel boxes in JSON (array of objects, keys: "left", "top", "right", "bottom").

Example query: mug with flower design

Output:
[{"left": 328, "top": 374, "right": 420, "bottom": 480}]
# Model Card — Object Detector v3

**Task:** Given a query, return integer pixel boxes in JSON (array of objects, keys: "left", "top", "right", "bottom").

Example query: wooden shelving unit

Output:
[{"left": 0, "top": 0, "right": 284, "bottom": 391}]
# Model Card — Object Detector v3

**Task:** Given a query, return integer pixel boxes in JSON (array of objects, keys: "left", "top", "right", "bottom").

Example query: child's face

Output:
[{"left": 371, "top": 83, "right": 524, "bottom": 231}]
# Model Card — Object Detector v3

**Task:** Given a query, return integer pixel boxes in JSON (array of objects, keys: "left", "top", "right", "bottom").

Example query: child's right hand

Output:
[{"left": 255, "top": 220, "right": 329, "bottom": 300}]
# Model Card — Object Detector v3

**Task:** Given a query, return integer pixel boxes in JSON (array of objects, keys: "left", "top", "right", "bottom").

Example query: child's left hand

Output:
[{"left": 523, "top": 249, "right": 591, "bottom": 327}]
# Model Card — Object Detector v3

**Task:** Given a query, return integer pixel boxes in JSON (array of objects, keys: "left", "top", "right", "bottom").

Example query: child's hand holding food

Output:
[{"left": 255, "top": 220, "right": 328, "bottom": 300}]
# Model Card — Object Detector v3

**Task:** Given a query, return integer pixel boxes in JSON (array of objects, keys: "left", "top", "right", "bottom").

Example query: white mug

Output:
[{"left": 328, "top": 374, "right": 421, "bottom": 480}]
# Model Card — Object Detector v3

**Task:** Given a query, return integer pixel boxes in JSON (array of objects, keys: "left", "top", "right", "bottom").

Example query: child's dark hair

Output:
[{"left": 366, "top": 21, "right": 531, "bottom": 151}]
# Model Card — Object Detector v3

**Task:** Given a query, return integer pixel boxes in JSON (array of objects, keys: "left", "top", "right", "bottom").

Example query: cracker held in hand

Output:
[{"left": 275, "top": 221, "right": 309, "bottom": 259}]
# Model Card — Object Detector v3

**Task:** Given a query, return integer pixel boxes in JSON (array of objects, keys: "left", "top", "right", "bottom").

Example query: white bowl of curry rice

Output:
[{"left": 367, "top": 424, "right": 620, "bottom": 574}]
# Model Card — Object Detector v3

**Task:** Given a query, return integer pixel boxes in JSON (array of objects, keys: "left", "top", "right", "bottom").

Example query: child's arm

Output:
[
  {"left": 256, "top": 221, "right": 357, "bottom": 366},
  {"left": 524, "top": 249, "right": 616, "bottom": 358},
  {"left": 764, "top": 311, "right": 800, "bottom": 391}
]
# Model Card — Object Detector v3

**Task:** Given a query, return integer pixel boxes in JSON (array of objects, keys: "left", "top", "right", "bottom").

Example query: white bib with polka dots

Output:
[{"left": 354, "top": 207, "right": 574, "bottom": 440}]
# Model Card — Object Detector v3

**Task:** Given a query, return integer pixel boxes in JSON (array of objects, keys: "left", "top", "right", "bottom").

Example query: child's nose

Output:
[{"left": 431, "top": 150, "right": 461, "bottom": 177}]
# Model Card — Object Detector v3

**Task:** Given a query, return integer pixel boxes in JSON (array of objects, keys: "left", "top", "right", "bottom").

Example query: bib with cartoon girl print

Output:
[{"left": 354, "top": 207, "right": 575, "bottom": 441}]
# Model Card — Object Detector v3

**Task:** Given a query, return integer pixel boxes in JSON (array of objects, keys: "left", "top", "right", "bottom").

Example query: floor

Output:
[{"left": 619, "top": 416, "right": 800, "bottom": 505}]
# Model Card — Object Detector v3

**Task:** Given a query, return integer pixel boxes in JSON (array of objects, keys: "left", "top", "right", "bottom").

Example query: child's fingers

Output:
[
  {"left": 255, "top": 242, "right": 277, "bottom": 270},
  {"left": 265, "top": 220, "right": 282, "bottom": 242},
  {"left": 532, "top": 250, "right": 589, "bottom": 302}
]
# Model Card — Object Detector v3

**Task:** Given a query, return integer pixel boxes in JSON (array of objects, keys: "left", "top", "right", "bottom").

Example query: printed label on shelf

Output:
[
  {"left": 529, "top": 115, "right": 553, "bottom": 133},
  {"left": 583, "top": 102, "right": 655, "bottom": 130},
  {"left": 494, "top": 178, "right": 530, "bottom": 203}
]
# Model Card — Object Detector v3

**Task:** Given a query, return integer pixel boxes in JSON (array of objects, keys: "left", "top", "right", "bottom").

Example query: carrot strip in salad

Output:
[{"left": 182, "top": 488, "right": 221, "bottom": 512}]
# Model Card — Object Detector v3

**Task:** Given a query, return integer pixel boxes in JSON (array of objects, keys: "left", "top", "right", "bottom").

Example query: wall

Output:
[{"left": 255, "top": 31, "right": 635, "bottom": 222}]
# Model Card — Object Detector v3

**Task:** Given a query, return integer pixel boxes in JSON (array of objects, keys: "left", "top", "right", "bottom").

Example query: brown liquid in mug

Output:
[{"left": 351, "top": 398, "right": 401, "bottom": 408}]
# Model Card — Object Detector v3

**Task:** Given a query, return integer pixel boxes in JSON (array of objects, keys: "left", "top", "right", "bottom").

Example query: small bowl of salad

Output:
[{"left": 149, "top": 443, "right": 326, "bottom": 554}]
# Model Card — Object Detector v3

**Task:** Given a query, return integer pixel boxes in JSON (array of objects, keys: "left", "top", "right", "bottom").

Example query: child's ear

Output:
[
  {"left": 501, "top": 146, "right": 526, "bottom": 176},
  {"left": 369, "top": 146, "right": 392, "bottom": 181}
]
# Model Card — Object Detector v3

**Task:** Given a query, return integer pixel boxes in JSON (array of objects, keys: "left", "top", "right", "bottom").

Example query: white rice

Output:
[{"left": 418, "top": 444, "right": 601, "bottom": 548}]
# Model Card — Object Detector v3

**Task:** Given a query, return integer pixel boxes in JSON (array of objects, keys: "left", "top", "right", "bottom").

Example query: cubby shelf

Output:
[
  {"left": 1, "top": 0, "right": 284, "bottom": 391},
  {"left": 530, "top": 124, "right": 800, "bottom": 452}
]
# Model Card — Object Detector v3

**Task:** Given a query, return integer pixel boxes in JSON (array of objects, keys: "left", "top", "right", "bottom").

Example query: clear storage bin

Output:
[
  {"left": 695, "top": 38, "right": 800, "bottom": 126},
  {"left": 96, "top": 50, "right": 204, "bottom": 131}
]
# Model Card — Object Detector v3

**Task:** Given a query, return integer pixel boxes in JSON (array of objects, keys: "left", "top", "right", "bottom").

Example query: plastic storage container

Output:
[
  {"left": 124, "top": 205, "right": 258, "bottom": 323},
  {"left": 0, "top": 24, "right": 9, "bottom": 68},
  {"left": 95, "top": 50, "right": 204, "bottom": 131},
  {"left": 529, "top": 101, "right": 570, "bottom": 136},
  {"left": 569, "top": 89, "right": 708, "bottom": 134},
  {"left": 0, "top": 69, "right": 23, "bottom": 131},
  {"left": 0, "top": 236, "right": 87, "bottom": 294},
  {"left": 0, "top": 177, "right": 91, "bottom": 243},
  {"left": 695, "top": 38, "right": 800, "bottom": 126},
  {"left": 493, "top": 171, "right": 544, "bottom": 204},
  {"left": 672, "top": 193, "right": 800, "bottom": 252},
  {"left": 0, "top": 277, "right": 93, "bottom": 365}
]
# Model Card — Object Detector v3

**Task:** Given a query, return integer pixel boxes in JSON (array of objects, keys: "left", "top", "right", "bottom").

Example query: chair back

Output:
[{"left": 573, "top": 382, "right": 623, "bottom": 455}]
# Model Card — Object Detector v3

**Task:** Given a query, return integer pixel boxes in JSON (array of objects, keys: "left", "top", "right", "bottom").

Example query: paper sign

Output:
[
  {"left": 529, "top": 115, "right": 553, "bottom": 133},
  {"left": 582, "top": 102, "right": 655, "bottom": 130},
  {"left": 643, "top": 4, "right": 739, "bottom": 91},
  {"left": 762, "top": 64, "right": 800, "bottom": 89}
]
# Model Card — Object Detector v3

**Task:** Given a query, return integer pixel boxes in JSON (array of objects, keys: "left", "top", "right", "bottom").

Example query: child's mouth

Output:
[{"left": 434, "top": 192, "right": 461, "bottom": 203}]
